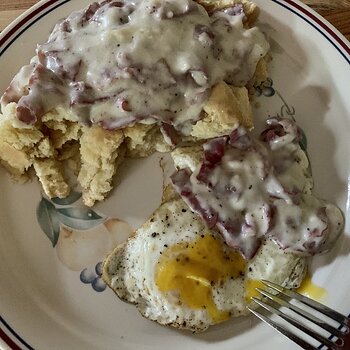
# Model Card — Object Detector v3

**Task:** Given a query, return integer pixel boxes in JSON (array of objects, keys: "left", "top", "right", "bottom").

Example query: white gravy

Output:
[
  {"left": 1, "top": 0, "right": 269, "bottom": 133},
  {"left": 171, "top": 119, "right": 344, "bottom": 259}
]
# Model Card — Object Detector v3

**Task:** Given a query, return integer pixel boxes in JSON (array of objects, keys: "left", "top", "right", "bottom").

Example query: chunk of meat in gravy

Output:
[{"left": 171, "top": 118, "right": 344, "bottom": 259}]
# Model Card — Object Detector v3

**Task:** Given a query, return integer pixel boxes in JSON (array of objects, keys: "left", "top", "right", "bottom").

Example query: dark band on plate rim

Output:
[{"left": 0, "top": 0, "right": 349, "bottom": 348}]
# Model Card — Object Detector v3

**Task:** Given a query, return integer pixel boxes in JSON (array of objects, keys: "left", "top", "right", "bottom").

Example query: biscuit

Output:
[
  {"left": 196, "top": 0, "right": 259, "bottom": 25},
  {"left": 78, "top": 125, "right": 125, "bottom": 207},
  {"left": 0, "top": 0, "right": 267, "bottom": 206},
  {"left": 191, "top": 82, "right": 253, "bottom": 139}
]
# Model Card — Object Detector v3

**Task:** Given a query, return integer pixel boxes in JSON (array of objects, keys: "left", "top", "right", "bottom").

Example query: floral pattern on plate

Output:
[
  {"left": 252, "top": 77, "right": 308, "bottom": 152},
  {"left": 36, "top": 191, "right": 133, "bottom": 292}
]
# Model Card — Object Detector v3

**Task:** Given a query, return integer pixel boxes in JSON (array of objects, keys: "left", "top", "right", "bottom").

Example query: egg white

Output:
[{"left": 102, "top": 194, "right": 306, "bottom": 332}]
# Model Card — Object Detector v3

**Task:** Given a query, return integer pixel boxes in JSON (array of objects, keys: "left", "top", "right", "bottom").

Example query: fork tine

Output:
[
  {"left": 256, "top": 287, "right": 345, "bottom": 338},
  {"left": 251, "top": 297, "right": 343, "bottom": 350},
  {"left": 247, "top": 306, "right": 319, "bottom": 350},
  {"left": 262, "top": 280, "right": 350, "bottom": 328}
]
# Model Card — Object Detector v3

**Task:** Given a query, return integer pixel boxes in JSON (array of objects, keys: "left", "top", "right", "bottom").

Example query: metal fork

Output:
[{"left": 247, "top": 280, "right": 349, "bottom": 350}]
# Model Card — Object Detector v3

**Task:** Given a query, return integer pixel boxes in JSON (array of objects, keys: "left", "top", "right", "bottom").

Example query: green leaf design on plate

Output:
[
  {"left": 36, "top": 197, "right": 61, "bottom": 247},
  {"left": 57, "top": 207, "right": 105, "bottom": 230},
  {"left": 51, "top": 192, "right": 82, "bottom": 206},
  {"left": 299, "top": 127, "right": 308, "bottom": 151}
]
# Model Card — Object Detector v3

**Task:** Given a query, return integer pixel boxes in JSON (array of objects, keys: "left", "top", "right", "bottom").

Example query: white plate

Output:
[{"left": 0, "top": 1, "right": 349, "bottom": 349}]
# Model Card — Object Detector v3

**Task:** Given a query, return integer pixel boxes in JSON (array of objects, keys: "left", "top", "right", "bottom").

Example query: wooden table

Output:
[{"left": 0, "top": 0, "right": 349, "bottom": 41}]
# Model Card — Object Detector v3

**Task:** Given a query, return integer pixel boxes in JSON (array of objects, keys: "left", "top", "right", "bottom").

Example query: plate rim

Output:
[
  {"left": 0, "top": 0, "right": 349, "bottom": 59},
  {"left": 0, "top": 0, "right": 349, "bottom": 349}
]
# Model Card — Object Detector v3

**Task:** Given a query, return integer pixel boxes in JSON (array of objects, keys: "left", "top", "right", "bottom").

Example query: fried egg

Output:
[{"left": 102, "top": 193, "right": 306, "bottom": 332}]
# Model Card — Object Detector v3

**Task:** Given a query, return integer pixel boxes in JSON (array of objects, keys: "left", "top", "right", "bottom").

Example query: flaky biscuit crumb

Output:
[
  {"left": 0, "top": 104, "right": 82, "bottom": 196},
  {"left": 32, "top": 138, "right": 56, "bottom": 159},
  {"left": 196, "top": 0, "right": 259, "bottom": 26},
  {"left": 78, "top": 125, "right": 125, "bottom": 207},
  {"left": 191, "top": 82, "right": 253, "bottom": 139},
  {"left": 33, "top": 158, "right": 70, "bottom": 198},
  {"left": 0, "top": 111, "right": 42, "bottom": 179},
  {"left": 123, "top": 124, "right": 172, "bottom": 158}
]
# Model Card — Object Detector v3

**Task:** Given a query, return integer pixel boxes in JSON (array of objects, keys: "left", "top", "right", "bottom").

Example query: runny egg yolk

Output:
[
  {"left": 155, "top": 235, "right": 246, "bottom": 323},
  {"left": 245, "top": 274, "right": 327, "bottom": 303},
  {"left": 297, "top": 273, "right": 327, "bottom": 300},
  {"left": 244, "top": 279, "right": 265, "bottom": 302}
]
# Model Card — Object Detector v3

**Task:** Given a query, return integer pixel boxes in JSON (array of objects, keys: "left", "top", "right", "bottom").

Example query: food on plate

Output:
[
  {"left": 0, "top": 0, "right": 269, "bottom": 206},
  {"left": 1, "top": 0, "right": 344, "bottom": 334},
  {"left": 102, "top": 190, "right": 307, "bottom": 332},
  {"left": 171, "top": 117, "right": 344, "bottom": 259},
  {"left": 102, "top": 117, "right": 344, "bottom": 332}
]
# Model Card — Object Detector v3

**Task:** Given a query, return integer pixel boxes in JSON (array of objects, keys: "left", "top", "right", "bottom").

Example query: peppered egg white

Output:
[{"left": 102, "top": 193, "right": 306, "bottom": 332}]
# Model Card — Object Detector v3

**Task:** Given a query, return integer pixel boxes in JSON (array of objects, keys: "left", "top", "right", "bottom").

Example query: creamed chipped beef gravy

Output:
[{"left": 1, "top": 0, "right": 268, "bottom": 134}]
